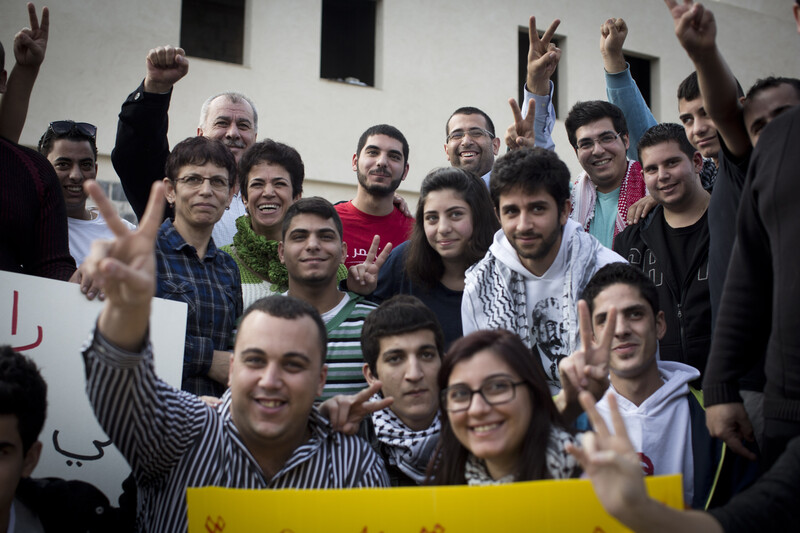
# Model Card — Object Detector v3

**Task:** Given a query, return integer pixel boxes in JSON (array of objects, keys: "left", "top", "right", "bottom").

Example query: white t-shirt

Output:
[{"left": 68, "top": 209, "right": 136, "bottom": 266}]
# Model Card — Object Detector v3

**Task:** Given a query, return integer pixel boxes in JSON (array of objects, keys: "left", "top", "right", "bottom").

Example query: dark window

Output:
[
  {"left": 518, "top": 29, "right": 561, "bottom": 115},
  {"left": 180, "top": 0, "right": 245, "bottom": 64},
  {"left": 625, "top": 54, "right": 653, "bottom": 109},
  {"left": 320, "top": 0, "right": 376, "bottom": 87}
]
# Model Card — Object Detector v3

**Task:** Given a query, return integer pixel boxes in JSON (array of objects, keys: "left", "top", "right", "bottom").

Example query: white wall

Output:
[{"left": 2, "top": 0, "right": 798, "bottom": 219}]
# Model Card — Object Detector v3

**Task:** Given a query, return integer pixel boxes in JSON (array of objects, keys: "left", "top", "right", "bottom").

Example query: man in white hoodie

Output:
[
  {"left": 462, "top": 147, "right": 623, "bottom": 394},
  {"left": 580, "top": 262, "right": 754, "bottom": 509}
]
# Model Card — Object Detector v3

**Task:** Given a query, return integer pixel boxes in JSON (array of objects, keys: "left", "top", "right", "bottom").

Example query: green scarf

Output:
[{"left": 231, "top": 215, "right": 288, "bottom": 290}]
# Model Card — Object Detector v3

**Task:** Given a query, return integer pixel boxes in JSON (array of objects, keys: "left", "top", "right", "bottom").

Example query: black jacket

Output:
[{"left": 614, "top": 205, "right": 711, "bottom": 383}]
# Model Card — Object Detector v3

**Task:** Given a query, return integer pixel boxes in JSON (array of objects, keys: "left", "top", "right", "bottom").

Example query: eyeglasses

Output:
[
  {"left": 38, "top": 120, "right": 97, "bottom": 152},
  {"left": 576, "top": 131, "right": 622, "bottom": 152},
  {"left": 174, "top": 175, "right": 230, "bottom": 191},
  {"left": 441, "top": 376, "right": 527, "bottom": 413},
  {"left": 446, "top": 127, "right": 495, "bottom": 143}
]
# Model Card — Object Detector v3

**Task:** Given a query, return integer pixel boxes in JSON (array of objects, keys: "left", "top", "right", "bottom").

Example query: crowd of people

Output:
[{"left": 3, "top": 0, "right": 800, "bottom": 531}]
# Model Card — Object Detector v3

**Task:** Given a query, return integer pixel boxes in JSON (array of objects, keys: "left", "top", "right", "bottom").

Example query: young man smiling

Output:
[
  {"left": 565, "top": 101, "right": 647, "bottom": 249},
  {"left": 462, "top": 147, "right": 622, "bottom": 394},
  {"left": 614, "top": 123, "right": 711, "bottom": 382},
  {"left": 335, "top": 124, "right": 413, "bottom": 267},
  {"left": 37, "top": 120, "right": 136, "bottom": 266},
  {"left": 80, "top": 181, "right": 387, "bottom": 533},
  {"left": 359, "top": 295, "right": 444, "bottom": 486},
  {"left": 578, "top": 262, "right": 752, "bottom": 510},
  {"left": 280, "top": 197, "right": 378, "bottom": 400}
]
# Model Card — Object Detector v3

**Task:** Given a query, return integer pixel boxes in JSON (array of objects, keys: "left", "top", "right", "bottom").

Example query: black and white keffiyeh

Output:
[
  {"left": 463, "top": 426, "right": 579, "bottom": 485},
  {"left": 371, "top": 398, "right": 441, "bottom": 484}
]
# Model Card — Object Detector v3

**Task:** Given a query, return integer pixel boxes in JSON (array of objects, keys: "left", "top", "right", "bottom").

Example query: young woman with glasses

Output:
[{"left": 428, "top": 329, "right": 579, "bottom": 484}]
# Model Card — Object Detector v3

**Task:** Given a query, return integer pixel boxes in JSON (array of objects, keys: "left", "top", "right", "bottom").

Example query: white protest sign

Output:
[{"left": 0, "top": 270, "right": 187, "bottom": 502}]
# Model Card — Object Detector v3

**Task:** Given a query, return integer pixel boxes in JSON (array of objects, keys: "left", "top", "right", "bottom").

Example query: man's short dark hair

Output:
[
  {"left": 490, "top": 147, "right": 570, "bottom": 213},
  {"left": 165, "top": 136, "right": 237, "bottom": 188},
  {"left": 445, "top": 106, "right": 496, "bottom": 137},
  {"left": 581, "top": 263, "right": 660, "bottom": 318},
  {"left": 678, "top": 70, "right": 745, "bottom": 102},
  {"left": 564, "top": 101, "right": 629, "bottom": 150},
  {"left": 239, "top": 296, "right": 328, "bottom": 364},
  {"left": 356, "top": 124, "right": 409, "bottom": 164},
  {"left": 0, "top": 346, "right": 47, "bottom": 455},
  {"left": 281, "top": 196, "right": 343, "bottom": 241},
  {"left": 238, "top": 139, "right": 304, "bottom": 201},
  {"left": 637, "top": 123, "right": 698, "bottom": 164},
  {"left": 37, "top": 121, "right": 98, "bottom": 160},
  {"left": 360, "top": 295, "right": 445, "bottom": 376},
  {"left": 745, "top": 76, "right": 800, "bottom": 102}
]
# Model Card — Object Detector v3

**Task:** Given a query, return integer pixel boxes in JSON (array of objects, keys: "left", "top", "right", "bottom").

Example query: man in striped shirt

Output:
[
  {"left": 279, "top": 197, "right": 378, "bottom": 401},
  {"left": 81, "top": 182, "right": 388, "bottom": 533}
]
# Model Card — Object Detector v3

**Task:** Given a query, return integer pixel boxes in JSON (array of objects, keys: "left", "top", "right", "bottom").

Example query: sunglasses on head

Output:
[{"left": 38, "top": 120, "right": 97, "bottom": 153}]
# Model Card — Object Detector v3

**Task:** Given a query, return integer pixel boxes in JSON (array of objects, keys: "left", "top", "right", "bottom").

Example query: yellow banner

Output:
[{"left": 188, "top": 475, "right": 683, "bottom": 532}]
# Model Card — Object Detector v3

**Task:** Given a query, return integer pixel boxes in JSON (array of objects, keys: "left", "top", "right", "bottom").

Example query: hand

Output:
[
  {"left": 143, "top": 45, "right": 189, "bottom": 94},
  {"left": 557, "top": 300, "right": 615, "bottom": 418},
  {"left": 199, "top": 395, "right": 222, "bottom": 408},
  {"left": 626, "top": 195, "right": 657, "bottom": 225},
  {"left": 600, "top": 18, "right": 628, "bottom": 74},
  {"left": 319, "top": 381, "right": 394, "bottom": 435},
  {"left": 664, "top": 0, "right": 717, "bottom": 59},
  {"left": 13, "top": 3, "right": 49, "bottom": 69},
  {"left": 346, "top": 235, "right": 391, "bottom": 294},
  {"left": 85, "top": 181, "right": 165, "bottom": 350},
  {"left": 504, "top": 98, "right": 537, "bottom": 151},
  {"left": 706, "top": 402, "right": 757, "bottom": 460},
  {"left": 69, "top": 263, "right": 106, "bottom": 301},
  {"left": 566, "top": 392, "right": 649, "bottom": 521},
  {"left": 526, "top": 16, "right": 561, "bottom": 95},
  {"left": 392, "top": 193, "right": 412, "bottom": 218},
  {"left": 83, "top": 180, "right": 164, "bottom": 308}
]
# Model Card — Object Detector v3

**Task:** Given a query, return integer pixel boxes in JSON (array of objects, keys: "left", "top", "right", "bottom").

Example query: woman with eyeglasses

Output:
[
  {"left": 428, "top": 329, "right": 579, "bottom": 484},
  {"left": 366, "top": 167, "right": 499, "bottom": 347},
  {"left": 157, "top": 136, "right": 242, "bottom": 398}
]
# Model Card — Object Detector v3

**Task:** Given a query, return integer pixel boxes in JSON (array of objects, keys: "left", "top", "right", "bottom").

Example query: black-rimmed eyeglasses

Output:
[{"left": 441, "top": 377, "right": 527, "bottom": 413}]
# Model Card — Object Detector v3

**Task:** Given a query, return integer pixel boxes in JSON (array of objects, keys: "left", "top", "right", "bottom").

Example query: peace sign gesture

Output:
[
  {"left": 555, "top": 300, "right": 616, "bottom": 421},
  {"left": 526, "top": 16, "right": 561, "bottom": 95},
  {"left": 13, "top": 3, "right": 49, "bottom": 68},
  {"left": 83, "top": 181, "right": 166, "bottom": 350}
]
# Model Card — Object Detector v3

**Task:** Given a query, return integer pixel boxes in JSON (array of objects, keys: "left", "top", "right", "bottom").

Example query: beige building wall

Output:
[{"left": 3, "top": 0, "right": 799, "bottom": 221}]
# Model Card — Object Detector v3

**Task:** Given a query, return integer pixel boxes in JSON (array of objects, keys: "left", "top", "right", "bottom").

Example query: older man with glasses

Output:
[{"left": 38, "top": 120, "right": 136, "bottom": 266}]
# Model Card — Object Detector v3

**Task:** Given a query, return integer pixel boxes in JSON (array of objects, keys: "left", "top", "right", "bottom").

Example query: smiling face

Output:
[
  {"left": 229, "top": 311, "right": 326, "bottom": 459},
  {"left": 165, "top": 162, "right": 234, "bottom": 232},
  {"left": 498, "top": 186, "right": 568, "bottom": 276},
  {"left": 47, "top": 139, "right": 97, "bottom": 219},
  {"left": 591, "top": 283, "right": 665, "bottom": 381},
  {"left": 574, "top": 117, "right": 630, "bottom": 193},
  {"left": 279, "top": 213, "right": 346, "bottom": 286},
  {"left": 743, "top": 83, "right": 800, "bottom": 147},
  {"left": 364, "top": 329, "right": 441, "bottom": 431},
  {"left": 640, "top": 140, "right": 704, "bottom": 211},
  {"left": 352, "top": 134, "right": 408, "bottom": 197},
  {"left": 446, "top": 349, "right": 532, "bottom": 480},
  {"left": 678, "top": 97, "right": 720, "bottom": 160},
  {"left": 423, "top": 188, "right": 474, "bottom": 263},
  {"left": 245, "top": 162, "right": 299, "bottom": 240},
  {"left": 198, "top": 96, "right": 257, "bottom": 162},
  {"left": 445, "top": 113, "right": 501, "bottom": 177}
]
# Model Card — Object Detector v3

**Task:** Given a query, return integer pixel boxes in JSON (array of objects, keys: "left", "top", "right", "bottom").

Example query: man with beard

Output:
[
  {"left": 335, "top": 124, "right": 413, "bottom": 267},
  {"left": 462, "top": 147, "right": 623, "bottom": 394},
  {"left": 112, "top": 45, "right": 256, "bottom": 247}
]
